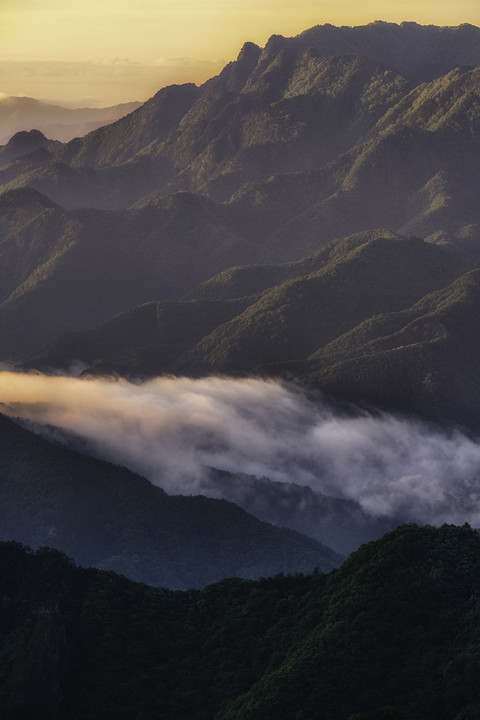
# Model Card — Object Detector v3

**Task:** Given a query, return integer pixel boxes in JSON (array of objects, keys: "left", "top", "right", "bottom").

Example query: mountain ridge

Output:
[
  {"left": 3, "top": 22, "right": 480, "bottom": 216},
  {"left": 0, "top": 412, "right": 341, "bottom": 589}
]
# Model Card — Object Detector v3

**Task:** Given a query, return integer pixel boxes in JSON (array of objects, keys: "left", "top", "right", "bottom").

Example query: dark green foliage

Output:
[
  {"left": 347, "top": 709, "right": 414, "bottom": 720},
  {"left": 0, "top": 414, "right": 341, "bottom": 588},
  {"left": 2, "top": 525, "right": 480, "bottom": 719},
  {"left": 218, "top": 524, "right": 480, "bottom": 720}
]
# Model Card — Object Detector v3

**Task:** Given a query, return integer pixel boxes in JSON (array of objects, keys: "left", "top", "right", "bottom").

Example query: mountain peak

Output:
[
  {"left": 237, "top": 41, "right": 261, "bottom": 63},
  {"left": 6, "top": 128, "right": 48, "bottom": 148}
]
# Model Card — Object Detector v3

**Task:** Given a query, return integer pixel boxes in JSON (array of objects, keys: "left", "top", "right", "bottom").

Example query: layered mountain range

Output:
[
  {"left": 0, "top": 96, "right": 142, "bottom": 145},
  {"left": 26, "top": 229, "right": 480, "bottom": 429},
  {"left": 1, "top": 24, "right": 480, "bottom": 390},
  {"left": 1, "top": 22, "right": 480, "bottom": 587}
]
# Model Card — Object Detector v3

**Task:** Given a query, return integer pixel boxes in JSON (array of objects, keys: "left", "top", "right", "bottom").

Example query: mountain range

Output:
[
  {"left": 24, "top": 228, "right": 480, "bottom": 430},
  {"left": 1, "top": 20, "right": 480, "bottom": 616},
  {"left": 1, "top": 24, "right": 480, "bottom": 383}
]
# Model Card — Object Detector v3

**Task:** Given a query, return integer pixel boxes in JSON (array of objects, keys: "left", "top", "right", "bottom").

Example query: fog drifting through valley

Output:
[{"left": 1, "top": 370, "right": 480, "bottom": 525}]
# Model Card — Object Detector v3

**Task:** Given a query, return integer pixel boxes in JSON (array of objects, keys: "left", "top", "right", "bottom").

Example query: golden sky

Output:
[{"left": 1, "top": 0, "right": 480, "bottom": 106}]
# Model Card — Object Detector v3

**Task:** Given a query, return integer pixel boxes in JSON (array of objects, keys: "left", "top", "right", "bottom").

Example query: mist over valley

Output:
[{"left": 2, "top": 371, "right": 480, "bottom": 541}]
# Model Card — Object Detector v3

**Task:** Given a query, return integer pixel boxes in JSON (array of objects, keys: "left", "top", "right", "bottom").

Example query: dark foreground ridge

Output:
[
  {"left": 0, "top": 413, "right": 341, "bottom": 588},
  {"left": 1, "top": 523, "right": 480, "bottom": 719}
]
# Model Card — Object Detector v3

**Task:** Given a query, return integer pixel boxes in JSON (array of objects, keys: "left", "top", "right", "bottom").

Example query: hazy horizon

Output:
[{"left": 2, "top": 1, "right": 480, "bottom": 107}]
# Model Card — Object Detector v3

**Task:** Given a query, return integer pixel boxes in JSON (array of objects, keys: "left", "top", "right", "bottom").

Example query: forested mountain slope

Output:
[
  {"left": 0, "top": 413, "right": 340, "bottom": 588},
  {"left": 0, "top": 187, "right": 272, "bottom": 358},
  {"left": 2, "top": 23, "right": 480, "bottom": 366},
  {"left": 1, "top": 23, "right": 480, "bottom": 369},
  {"left": 1, "top": 524, "right": 480, "bottom": 720},
  {"left": 28, "top": 231, "right": 480, "bottom": 430}
]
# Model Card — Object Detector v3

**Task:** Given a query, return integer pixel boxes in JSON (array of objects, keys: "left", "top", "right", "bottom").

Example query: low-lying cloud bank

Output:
[{"left": 1, "top": 371, "right": 480, "bottom": 525}]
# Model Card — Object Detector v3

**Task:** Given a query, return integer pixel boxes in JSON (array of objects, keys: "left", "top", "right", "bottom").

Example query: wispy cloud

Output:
[{"left": 1, "top": 371, "right": 480, "bottom": 526}]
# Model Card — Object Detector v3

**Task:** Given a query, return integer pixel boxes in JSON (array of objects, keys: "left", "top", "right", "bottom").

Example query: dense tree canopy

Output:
[{"left": 1, "top": 524, "right": 480, "bottom": 719}]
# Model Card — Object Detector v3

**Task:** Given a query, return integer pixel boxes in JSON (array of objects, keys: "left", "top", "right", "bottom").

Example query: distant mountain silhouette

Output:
[{"left": 0, "top": 95, "right": 142, "bottom": 144}]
